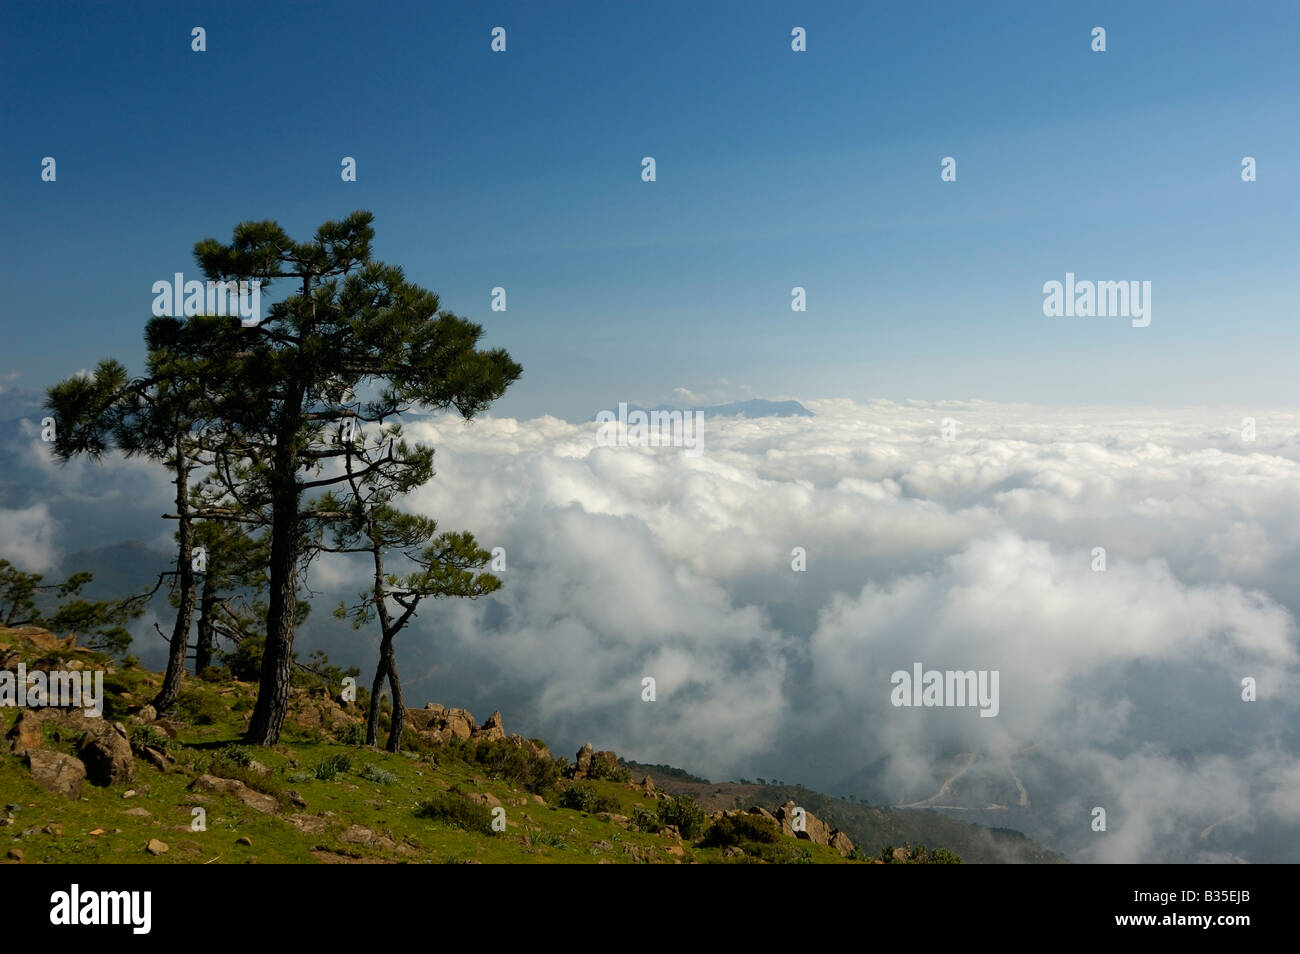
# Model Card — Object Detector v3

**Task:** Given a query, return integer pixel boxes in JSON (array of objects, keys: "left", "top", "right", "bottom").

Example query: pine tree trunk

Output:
[
  {"left": 384, "top": 644, "right": 406, "bottom": 753},
  {"left": 366, "top": 654, "right": 388, "bottom": 747},
  {"left": 153, "top": 449, "right": 196, "bottom": 714},
  {"left": 194, "top": 583, "right": 215, "bottom": 674},
  {"left": 245, "top": 449, "right": 300, "bottom": 745}
]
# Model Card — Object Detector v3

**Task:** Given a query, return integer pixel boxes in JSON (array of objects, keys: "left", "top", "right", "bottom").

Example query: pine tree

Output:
[{"left": 171, "top": 211, "right": 521, "bottom": 744}]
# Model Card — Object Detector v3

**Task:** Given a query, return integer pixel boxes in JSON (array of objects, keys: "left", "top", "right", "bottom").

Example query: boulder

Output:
[
  {"left": 128, "top": 705, "right": 157, "bottom": 724},
  {"left": 829, "top": 830, "right": 854, "bottom": 857},
  {"left": 572, "top": 743, "right": 594, "bottom": 779},
  {"left": 7, "top": 710, "right": 43, "bottom": 755},
  {"left": 78, "top": 722, "right": 135, "bottom": 786},
  {"left": 775, "top": 800, "right": 832, "bottom": 846},
  {"left": 26, "top": 750, "right": 86, "bottom": 800}
]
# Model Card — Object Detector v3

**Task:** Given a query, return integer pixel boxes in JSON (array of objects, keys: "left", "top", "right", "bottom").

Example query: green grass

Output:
[{"left": 0, "top": 631, "right": 863, "bottom": 865}]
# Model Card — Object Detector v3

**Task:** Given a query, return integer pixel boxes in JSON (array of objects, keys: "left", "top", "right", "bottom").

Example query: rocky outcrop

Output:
[
  {"left": 26, "top": 750, "right": 86, "bottom": 800},
  {"left": 772, "top": 801, "right": 854, "bottom": 856},
  {"left": 404, "top": 703, "right": 475, "bottom": 743},
  {"left": 77, "top": 721, "right": 135, "bottom": 786},
  {"left": 572, "top": 743, "right": 594, "bottom": 779},
  {"left": 476, "top": 710, "right": 506, "bottom": 741}
]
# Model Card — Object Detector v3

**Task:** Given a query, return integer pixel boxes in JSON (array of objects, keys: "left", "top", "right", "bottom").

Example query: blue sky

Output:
[{"left": 2, "top": 0, "right": 1298, "bottom": 419}]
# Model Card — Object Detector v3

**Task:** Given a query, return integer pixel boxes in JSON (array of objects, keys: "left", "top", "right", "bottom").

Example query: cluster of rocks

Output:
[
  {"left": 9, "top": 709, "right": 138, "bottom": 801},
  {"left": 404, "top": 702, "right": 551, "bottom": 760},
  {"left": 712, "top": 801, "right": 855, "bottom": 857}
]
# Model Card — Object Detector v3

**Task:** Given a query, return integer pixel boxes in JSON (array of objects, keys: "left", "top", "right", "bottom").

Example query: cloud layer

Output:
[{"left": 8, "top": 398, "right": 1300, "bottom": 861}]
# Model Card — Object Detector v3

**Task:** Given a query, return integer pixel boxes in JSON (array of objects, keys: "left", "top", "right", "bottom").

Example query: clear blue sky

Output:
[{"left": 3, "top": 0, "right": 1297, "bottom": 419}]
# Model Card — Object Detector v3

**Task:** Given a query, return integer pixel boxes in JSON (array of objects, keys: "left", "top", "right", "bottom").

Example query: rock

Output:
[
  {"left": 467, "top": 792, "right": 502, "bottom": 808},
  {"left": 192, "top": 775, "right": 277, "bottom": 814},
  {"left": 6, "top": 849, "right": 22, "bottom": 862},
  {"left": 474, "top": 710, "right": 506, "bottom": 741},
  {"left": 286, "top": 813, "right": 326, "bottom": 833},
  {"left": 146, "top": 838, "right": 168, "bottom": 855},
  {"left": 829, "top": 830, "right": 854, "bottom": 857},
  {"left": 26, "top": 750, "right": 85, "bottom": 800},
  {"left": 43, "top": 824, "right": 63, "bottom": 836},
  {"left": 404, "top": 702, "right": 474, "bottom": 742},
  {"left": 123, "top": 807, "right": 151, "bottom": 817},
  {"left": 572, "top": 743, "right": 594, "bottom": 779},
  {"left": 138, "top": 746, "right": 173, "bottom": 771},
  {"left": 775, "top": 801, "right": 832, "bottom": 846},
  {"left": 78, "top": 723, "right": 135, "bottom": 786},
  {"left": 640, "top": 776, "right": 656, "bottom": 795},
  {"left": 122, "top": 790, "right": 136, "bottom": 798},
  {"left": 129, "top": 705, "right": 157, "bottom": 724},
  {"left": 7, "top": 710, "right": 43, "bottom": 756},
  {"left": 724, "top": 845, "right": 745, "bottom": 857},
  {"left": 287, "top": 790, "right": 307, "bottom": 808},
  {"left": 235, "top": 836, "right": 252, "bottom": 846}
]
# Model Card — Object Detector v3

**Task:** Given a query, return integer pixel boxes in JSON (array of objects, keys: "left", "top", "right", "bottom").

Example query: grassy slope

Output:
[{"left": 1, "top": 635, "right": 853, "bottom": 865}]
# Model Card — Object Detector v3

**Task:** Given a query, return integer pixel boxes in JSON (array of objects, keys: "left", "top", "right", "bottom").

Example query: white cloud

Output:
[
  {"left": 384, "top": 399, "right": 1300, "bottom": 861},
  {"left": 0, "top": 503, "right": 58, "bottom": 572}
]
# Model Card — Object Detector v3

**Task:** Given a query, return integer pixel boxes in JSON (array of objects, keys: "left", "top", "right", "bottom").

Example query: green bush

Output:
[
  {"left": 174, "top": 689, "right": 225, "bottom": 726},
  {"left": 558, "top": 783, "right": 618, "bottom": 814},
  {"left": 414, "top": 789, "right": 493, "bottom": 834},
  {"left": 700, "top": 812, "right": 780, "bottom": 848},
  {"left": 128, "top": 724, "right": 172, "bottom": 754},
  {"left": 631, "top": 804, "right": 661, "bottom": 833},
  {"left": 313, "top": 753, "right": 353, "bottom": 780},
  {"left": 216, "top": 743, "right": 253, "bottom": 767},
  {"left": 360, "top": 763, "right": 396, "bottom": 786},
  {"left": 469, "top": 739, "right": 560, "bottom": 794},
  {"left": 339, "top": 722, "right": 367, "bottom": 746},
  {"left": 657, "top": 794, "right": 706, "bottom": 839},
  {"left": 587, "top": 756, "right": 633, "bottom": 783}
]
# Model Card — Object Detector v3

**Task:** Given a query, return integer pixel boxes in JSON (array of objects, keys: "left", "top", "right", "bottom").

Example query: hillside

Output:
[
  {"left": 626, "top": 763, "right": 1065, "bottom": 864},
  {"left": 0, "top": 624, "right": 936, "bottom": 865}
]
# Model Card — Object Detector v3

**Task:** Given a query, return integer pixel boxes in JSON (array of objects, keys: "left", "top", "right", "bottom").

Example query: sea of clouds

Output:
[{"left": 5, "top": 398, "right": 1300, "bottom": 862}]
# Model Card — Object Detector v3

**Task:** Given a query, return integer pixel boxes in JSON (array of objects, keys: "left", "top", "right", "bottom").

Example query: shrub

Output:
[
  {"left": 216, "top": 743, "right": 253, "bottom": 767},
  {"left": 128, "top": 724, "right": 172, "bottom": 754},
  {"left": 313, "top": 753, "right": 353, "bottom": 781},
  {"left": 700, "top": 812, "right": 781, "bottom": 848},
  {"left": 339, "top": 722, "right": 367, "bottom": 746},
  {"left": 174, "top": 689, "right": 225, "bottom": 726},
  {"left": 558, "top": 783, "right": 618, "bottom": 814},
  {"left": 657, "top": 794, "right": 706, "bottom": 839},
  {"left": 469, "top": 738, "right": 560, "bottom": 794},
  {"left": 415, "top": 789, "right": 493, "bottom": 834},
  {"left": 360, "top": 763, "right": 396, "bottom": 786},
  {"left": 587, "top": 756, "right": 633, "bottom": 783},
  {"left": 631, "top": 804, "right": 662, "bottom": 833}
]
